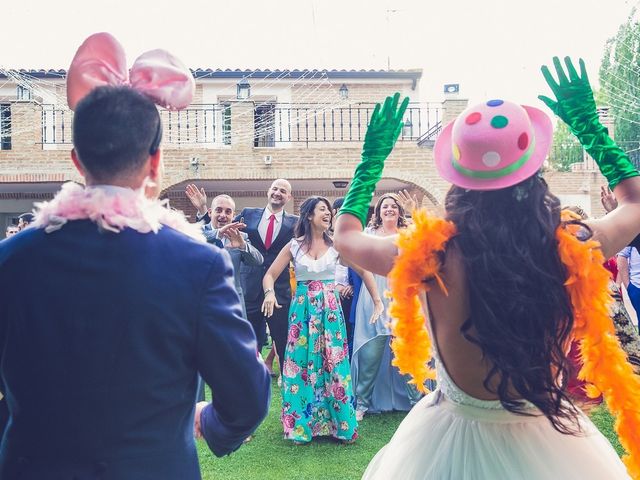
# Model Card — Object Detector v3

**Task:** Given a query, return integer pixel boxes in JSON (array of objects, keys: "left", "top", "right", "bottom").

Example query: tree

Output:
[
  {"left": 599, "top": 8, "right": 640, "bottom": 164},
  {"left": 549, "top": 120, "right": 583, "bottom": 172}
]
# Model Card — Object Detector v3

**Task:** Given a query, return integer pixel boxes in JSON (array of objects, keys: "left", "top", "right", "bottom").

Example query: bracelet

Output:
[{"left": 264, "top": 288, "right": 274, "bottom": 296}]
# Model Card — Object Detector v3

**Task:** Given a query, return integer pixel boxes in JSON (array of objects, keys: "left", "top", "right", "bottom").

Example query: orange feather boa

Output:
[{"left": 388, "top": 208, "right": 640, "bottom": 478}]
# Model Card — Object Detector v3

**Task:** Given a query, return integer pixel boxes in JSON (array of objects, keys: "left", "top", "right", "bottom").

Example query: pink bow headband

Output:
[{"left": 67, "top": 32, "right": 195, "bottom": 111}]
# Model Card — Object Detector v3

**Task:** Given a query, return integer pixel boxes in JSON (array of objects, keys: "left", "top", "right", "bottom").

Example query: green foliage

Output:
[
  {"left": 550, "top": 121, "right": 583, "bottom": 172},
  {"left": 599, "top": 9, "right": 640, "bottom": 144}
]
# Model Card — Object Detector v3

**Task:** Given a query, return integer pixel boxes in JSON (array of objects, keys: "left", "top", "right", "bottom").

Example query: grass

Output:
[
  {"left": 196, "top": 348, "right": 625, "bottom": 480},
  {"left": 197, "top": 377, "right": 406, "bottom": 480},
  {"left": 590, "top": 404, "right": 624, "bottom": 456}
]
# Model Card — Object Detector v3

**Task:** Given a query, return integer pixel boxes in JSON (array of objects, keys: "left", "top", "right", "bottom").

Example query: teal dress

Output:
[{"left": 280, "top": 240, "right": 358, "bottom": 443}]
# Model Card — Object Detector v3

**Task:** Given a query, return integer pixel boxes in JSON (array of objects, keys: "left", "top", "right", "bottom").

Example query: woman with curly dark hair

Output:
[
  {"left": 334, "top": 59, "right": 640, "bottom": 479},
  {"left": 351, "top": 193, "right": 422, "bottom": 420}
]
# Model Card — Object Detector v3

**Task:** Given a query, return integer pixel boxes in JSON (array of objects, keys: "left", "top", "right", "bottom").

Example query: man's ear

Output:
[
  {"left": 148, "top": 149, "right": 162, "bottom": 180},
  {"left": 71, "top": 149, "right": 85, "bottom": 177}
]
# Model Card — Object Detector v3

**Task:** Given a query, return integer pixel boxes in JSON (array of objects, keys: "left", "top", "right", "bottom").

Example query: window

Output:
[
  {"left": 16, "top": 85, "right": 32, "bottom": 101},
  {"left": 0, "top": 104, "right": 11, "bottom": 150},
  {"left": 254, "top": 103, "right": 275, "bottom": 147},
  {"left": 222, "top": 103, "right": 231, "bottom": 146}
]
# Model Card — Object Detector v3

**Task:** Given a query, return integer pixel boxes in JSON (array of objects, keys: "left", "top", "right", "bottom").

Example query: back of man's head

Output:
[
  {"left": 73, "top": 86, "right": 161, "bottom": 183},
  {"left": 332, "top": 197, "right": 345, "bottom": 211},
  {"left": 18, "top": 212, "right": 34, "bottom": 225}
]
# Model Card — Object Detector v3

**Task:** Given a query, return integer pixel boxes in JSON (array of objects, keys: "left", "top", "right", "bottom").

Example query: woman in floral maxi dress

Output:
[{"left": 262, "top": 196, "right": 382, "bottom": 444}]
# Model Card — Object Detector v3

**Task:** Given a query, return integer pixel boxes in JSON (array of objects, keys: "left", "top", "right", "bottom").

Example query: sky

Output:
[{"left": 2, "top": 0, "right": 637, "bottom": 109}]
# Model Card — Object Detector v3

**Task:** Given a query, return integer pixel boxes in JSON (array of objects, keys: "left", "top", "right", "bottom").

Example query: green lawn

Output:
[
  {"left": 197, "top": 377, "right": 405, "bottom": 480},
  {"left": 196, "top": 380, "right": 624, "bottom": 480}
]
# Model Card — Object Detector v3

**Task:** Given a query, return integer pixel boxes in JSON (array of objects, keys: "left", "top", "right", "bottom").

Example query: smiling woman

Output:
[
  {"left": 260, "top": 196, "right": 383, "bottom": 445},
  {"left": 351, "top": 193, "right": 422, "bottom": 420}
]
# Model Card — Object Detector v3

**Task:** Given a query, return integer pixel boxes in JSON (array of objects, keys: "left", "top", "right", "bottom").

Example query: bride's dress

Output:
[{"left": 363, "top": 322, "right": 631, "bottom": 479}]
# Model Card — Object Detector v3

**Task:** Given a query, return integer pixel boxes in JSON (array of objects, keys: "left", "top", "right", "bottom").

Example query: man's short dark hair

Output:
[
  {"left": 73, "top": 86, "right": 162, "bottom": 182},
  {"left": 332, "top": 197, "right": 345, "bottom": 210},
  {"left": 18, "top": 212, "right": 34, "bottom": 224}
]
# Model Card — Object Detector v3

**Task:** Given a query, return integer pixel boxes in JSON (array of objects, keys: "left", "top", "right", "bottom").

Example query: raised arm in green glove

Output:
[
  {"left": 338, "top": 92, "right": 410, "bottom": 227},
  {"left": 539, "top": 56, "right": 639, "bottom": 188}
]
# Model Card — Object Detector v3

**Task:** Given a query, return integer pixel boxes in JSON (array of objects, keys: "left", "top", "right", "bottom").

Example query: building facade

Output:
[{"left": 0, "top": 68, "right": 606, "bottom": 236}]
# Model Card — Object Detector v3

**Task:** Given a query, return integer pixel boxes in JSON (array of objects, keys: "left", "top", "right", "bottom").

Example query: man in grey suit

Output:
[
  {"left": 186, "top": 189, "right": 264, "bottom": 403},
  {"left": 185, "top": 186, "right": 263, "bottom": 318},
  {"left": 203, "top": 195, "right": 263, "bottom": 318}
]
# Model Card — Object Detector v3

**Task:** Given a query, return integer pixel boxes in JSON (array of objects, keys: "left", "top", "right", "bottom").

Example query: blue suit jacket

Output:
[
  {"left": 234, "top": 208, "right": 298, "bottom": 309},
  {"left": 0, "top": 220, "right": 270, "bottom": 480}
]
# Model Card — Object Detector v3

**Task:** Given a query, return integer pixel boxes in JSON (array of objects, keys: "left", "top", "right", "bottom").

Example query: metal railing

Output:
[
  {"left": 255, "top": 102, "right": 442, "bottom": 146},
  {"left": 40, "top": 104, "right": 231, "bottom": 146},
  {"left": 161, "top": 104, "right": 230, "bottom": 145},
  {"left": 417, "top": 121, "right": 443, "bottom": 146},
  {"left": 38, "top": 101, "right": 444, "bottom": 147},
  {"left": 41, "top": 104, "right": 73, "bottom": 144}
]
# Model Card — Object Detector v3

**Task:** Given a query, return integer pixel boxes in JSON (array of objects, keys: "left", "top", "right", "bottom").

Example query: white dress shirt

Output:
[{"left": 258, "top": 207, "right": 285, "bottom": 245}]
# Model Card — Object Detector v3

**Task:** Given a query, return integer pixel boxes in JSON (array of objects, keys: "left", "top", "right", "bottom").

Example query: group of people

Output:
[
  {"left": 184, "top": 178, "right": 425, "bottom": 443},
  {"left": 4, "top": 212, "right": 33, "bottom": 238},
  {"left": 3, "top": 31, "right": 640, "bottom": 480}
]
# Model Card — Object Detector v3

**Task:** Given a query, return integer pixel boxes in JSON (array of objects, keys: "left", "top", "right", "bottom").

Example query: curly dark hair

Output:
[
  {"left": 368, "top": 193, "right": 408, "bottom": 229},
  {"left": 444, "top": 174, "right": 581, "bottom": 434}
]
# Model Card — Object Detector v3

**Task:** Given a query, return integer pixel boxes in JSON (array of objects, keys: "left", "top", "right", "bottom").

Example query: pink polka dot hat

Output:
[{"left": 434, "top": 99, "right": 553, "bottom": 191}]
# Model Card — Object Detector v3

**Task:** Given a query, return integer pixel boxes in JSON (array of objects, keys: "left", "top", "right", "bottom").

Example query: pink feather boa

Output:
[{"left": 32, "top": 182, "right": 205, "bottom": 242}]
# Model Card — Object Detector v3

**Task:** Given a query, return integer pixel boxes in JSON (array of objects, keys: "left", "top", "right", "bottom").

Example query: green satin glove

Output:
[
  {"left": 539, "top": 56, "right": 638, "bottom": 189},
  {"left": 339, "top": 92, "right": 409, "bottom": 227}
]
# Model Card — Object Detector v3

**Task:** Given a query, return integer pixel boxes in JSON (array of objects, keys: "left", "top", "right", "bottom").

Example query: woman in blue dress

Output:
[{"left": 351, "top": 193, "right": 424, "bottom": 420}]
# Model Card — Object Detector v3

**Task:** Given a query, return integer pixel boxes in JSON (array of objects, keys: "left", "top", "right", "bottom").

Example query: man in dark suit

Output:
[
  {"left": 235, "top": 179, "right": 298, "bottom": 369},
  {"left": 0, "top": 86, "right": 270, "bottom": 479}
]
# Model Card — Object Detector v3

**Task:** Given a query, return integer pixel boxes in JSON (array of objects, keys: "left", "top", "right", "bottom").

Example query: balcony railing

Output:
[
  {"left": 40, "top": 104, "right": 231, "bottom": 146},
  {"left": 37, "top": 101, "right": 442, "bottom": 148},
  {"left": 161, "top": 105, "right": 230, "bottom": 145},
  {"left": 253, "top": 102, "right": 442, "bottom": 146}
]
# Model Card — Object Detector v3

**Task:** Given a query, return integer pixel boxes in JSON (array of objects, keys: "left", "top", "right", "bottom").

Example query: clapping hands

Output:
[{"left": 218, "top": 221, "right": 247, "bottom": 249}]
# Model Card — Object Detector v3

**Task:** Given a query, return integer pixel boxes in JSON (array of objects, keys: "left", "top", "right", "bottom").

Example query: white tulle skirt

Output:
[{"left": 363, "top": 392, "right": 630, "bottom": 480}]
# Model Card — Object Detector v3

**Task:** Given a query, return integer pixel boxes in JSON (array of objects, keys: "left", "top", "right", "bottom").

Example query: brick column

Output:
[
  {"left": 292, "top": 195, "right": 303, "bottom": 215},
  {"left": 9, "top": 102, "right": 42, "bottom": 151},
  {"left": 442, "top": 98, "right": 469, "bottom": 126}
]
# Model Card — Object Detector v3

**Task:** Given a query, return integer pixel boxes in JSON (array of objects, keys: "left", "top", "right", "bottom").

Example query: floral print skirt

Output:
[{"left": 280, "top": 280, "right": 358, "bottom": 443}]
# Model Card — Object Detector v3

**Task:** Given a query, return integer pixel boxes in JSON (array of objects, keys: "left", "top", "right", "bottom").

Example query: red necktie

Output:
[{"left": 264, "top": 214, "right": 276, "bottom": 250}]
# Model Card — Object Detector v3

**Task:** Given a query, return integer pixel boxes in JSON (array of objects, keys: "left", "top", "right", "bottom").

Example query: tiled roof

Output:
[{"left": 1, "top": 68, "right": 422, "bottom": 81}]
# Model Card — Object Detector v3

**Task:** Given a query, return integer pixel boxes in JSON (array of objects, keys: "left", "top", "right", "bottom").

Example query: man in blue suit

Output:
[
  {"left": 0, "top": 86, "right": 270, "bottom": 479},
  {"left": 235, "top": 180, "right": 298, "bottom": 371}
]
